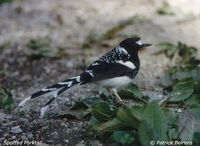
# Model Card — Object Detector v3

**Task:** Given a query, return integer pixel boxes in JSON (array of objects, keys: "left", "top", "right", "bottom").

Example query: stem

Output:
[{"left": 171, "top": 50, "right": 179, "bottom": 67}]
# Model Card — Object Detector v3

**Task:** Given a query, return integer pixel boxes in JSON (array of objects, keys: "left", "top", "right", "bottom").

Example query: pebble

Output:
[
  {"left": 27, "top": 132, "right": 33, "bottom": 138},
  {"left": 11, "top": 135, "right": 16, "bottom": 139},
  {"left": 65, "top": 139, "right": 69, "bottom": 143},
  {"left": 21, "top": 135, "right": 28, "bottom": 140},
  {"left": 11, "top": 126, "right": 22, "bottom": 134}
]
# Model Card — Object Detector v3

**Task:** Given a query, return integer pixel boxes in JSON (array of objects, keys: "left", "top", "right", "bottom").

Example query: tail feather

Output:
[
  {"left": 39, "top": 86, "right": 70, "bottom": 118},
  {"left": 18, "top": 75, "right": 81, "bottom": 107},
  {"left": 18, "top": 72, "right": 93, "bottom": 118},
  {"left": 40, "top": 104, "right": 49, "bottom": 118}
]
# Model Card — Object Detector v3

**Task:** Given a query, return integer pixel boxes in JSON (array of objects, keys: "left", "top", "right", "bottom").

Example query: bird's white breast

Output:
[{"left": 96, "top": 76, "right": 133, "bottom": 89}]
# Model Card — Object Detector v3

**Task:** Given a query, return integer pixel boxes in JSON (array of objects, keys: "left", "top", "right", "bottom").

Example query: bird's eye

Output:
[{"left": 136, "top": 40, "right": 143, "bottom": 45}]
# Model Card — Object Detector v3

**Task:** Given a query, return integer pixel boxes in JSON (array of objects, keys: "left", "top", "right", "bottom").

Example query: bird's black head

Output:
[{"left": 119, "top": 37, "right": 152, "bottom": 52}]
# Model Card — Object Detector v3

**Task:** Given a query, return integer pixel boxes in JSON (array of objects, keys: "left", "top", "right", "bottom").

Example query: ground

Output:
[{"left": 0, "top": 0, "right": 200, "bottom": 145}]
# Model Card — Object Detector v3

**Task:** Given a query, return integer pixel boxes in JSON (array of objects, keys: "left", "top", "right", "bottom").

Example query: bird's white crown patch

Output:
[{"left": 136, "top": 40, "right": 143, "bottom": 46}]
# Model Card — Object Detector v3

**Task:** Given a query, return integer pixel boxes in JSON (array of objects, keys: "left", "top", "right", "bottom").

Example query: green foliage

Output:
[
  {"left": 81, "top": 32, "right": 98, "bottom": 49},
  {"left": 26, "top": 38, "right": 68, "bottom": 60},
  {"left": 0, "top": 69, "right": 8, "bottom": 77},
  {"left": 0, "top": 0, "right": 13, "bottom": 4},
  {"left": 27, "top": 38, "right": 49, "bottom": 50},
  {"left": 59, "top": 101, "right": 90, "bottom": 120},
  {"left": 189, "top": 108, "right": 200, "bottom": 121},
  {"left": 156, "top": 42, "right": 197, "bottom": 61},
  {"left": 112, "top": 131, "right": 135, "bottom": 145},
  {"left": 158, "top": 41, "right": 200, "bottom": 142},
  {"left": 192, "top": 132, "right": 200, "bottom": 146},
  {"left": 142, "top": 102, "right": 167, "bottom": 140},
  {"left": 170, "top": 80, "right": 194, "bottom": 102},
  {"left": 0, "top": 88, "right": 14, "bottom": 113},
  {"left": 87, "top": 100, "right": 174, "bottom": 145},
  {"left": 118, "top": 84, "right": 149, "bottom": 105},
  {"left": 157, "top": 42, "right": 200, "bottom": 105},
  {"left": 56, "top": 97, "right": 102, "bottom": 120},
  {"left": 92, "top": 101, "right": 116, "bottom": 122},
  {"left": 100, "top": 15, "right": 146, "bottom": 40},
  {"left": 0, "top": 42, "right": 10, "bottom": 52},
  {"left": 117, "top": 107, "right": 142, "bottom": 128},
  {"left": 14, "top": 6, "right": 23, "bottom": 15},
  {"left": 95, "top": 118, "right": 122, "bottom": 133},
  {"left": 157, "top": 2, "right": 175, "bottom": 15}
]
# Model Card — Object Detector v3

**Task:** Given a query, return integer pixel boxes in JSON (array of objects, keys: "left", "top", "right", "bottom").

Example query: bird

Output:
[{"left": 18, "top": 37, "right": 151, "bottom": 117}]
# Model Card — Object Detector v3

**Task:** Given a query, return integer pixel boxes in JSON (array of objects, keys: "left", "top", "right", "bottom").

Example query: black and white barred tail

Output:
[{"left": 18, "top": 75, "right": 82, "bottom": 117}]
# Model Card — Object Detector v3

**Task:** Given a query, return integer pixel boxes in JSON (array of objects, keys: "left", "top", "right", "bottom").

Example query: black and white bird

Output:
[{"left": 19, "top": 37, "right": 151, "bottom": 117}]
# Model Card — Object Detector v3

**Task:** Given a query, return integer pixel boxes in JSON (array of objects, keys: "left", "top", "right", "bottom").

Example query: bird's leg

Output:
[{"left": 109, "top": 88, "right": 126, "bottom": 106}]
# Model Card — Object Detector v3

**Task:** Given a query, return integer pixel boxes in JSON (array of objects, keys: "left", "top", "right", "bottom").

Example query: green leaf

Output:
[
  {"left": 58, "top": 101, "right": 90, "bottom": 120},
  {"left": 118, "top": 84, "right": 144, "bottom": 99},
  {"left": 141, "top": 102, "right": 167, "bottom": 140},
  {"left": 155, "top": 42, "right": 176, "bottom": 58},
  {"left": 70, "top": 101, "right": 89, "bottom": 110},
  {"left": 176, "top": 68, "right": 200, "bottom": 81},
  {"left": 139, "top": 103, "right": 168, "bottom": 145},
  {"left": 81, "top": 96, "right": 102, "bottom": 107},
  {"left": 160, "top": 72, "right": 173, "bottom": 87},
  {"left": 126, "top": 84, "right": 144, "bottom": 98},
  {"left": 27, "top": 38, "right": 49, "bottom": 50},
  {"left": 113, "top": 131, "right": 135, "bottom": 144},
  {"left": 118, "top": 84, "right": 149, "bottom": 104},
  {"left": 164, "top": 110, "right": 179, "bottom": 140},
  {"left": 117, "top": 107, "right": 141, "bottom": 128},
  {"left": 193, "top": 80, "right": 200, "bottom": 94},
  {"left": 157, "top": 2, "right": 175, "bottom": 15},
  {"left": 27, "top": 38, "right": 68, "bottom": 60},
  {"left": 100, "top": 16, "right": 146, "bottom": 40},
  {"left": 92, "top": 102, "right": 116, "bottom": 122},
  {"left": 189, "top": 108, "right": 200, "bottom": 121},
  {"left": 167, "top": 128, "right": 178, "bottom": 140},
  {"left": 170, "top": 81, "right": 194, "bottom": 102},
  {"left": 185, "top": 95, "right": 200, "bottom": 108},
  {"left": 156, "top": 42, "right": 198, "bottom": 66},
  {"left": 0, "top": 88, "right": 14, "bottom": 113},
  {"left": 97, "top": 118, "right": 124, "bottom": 132},
  {"left": 139, "top": 121, "right": 156, "bottom": 146},
  {"left": 186, "top": 57, "right": 200, "bottom": 69},
  {"left": 0, "top": 0, "right": 13, "bottom": 5},
  {"left": 193, "top": 132, "right": 200, "bottom": 146},
  {"left": 177, "top": 42, "right": 197, "bottom": 60}
]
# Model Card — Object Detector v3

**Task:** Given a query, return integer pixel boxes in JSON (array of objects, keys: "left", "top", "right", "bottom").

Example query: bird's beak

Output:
[{"left": 141, "top": 43, "right": 152, "bottom": 47}]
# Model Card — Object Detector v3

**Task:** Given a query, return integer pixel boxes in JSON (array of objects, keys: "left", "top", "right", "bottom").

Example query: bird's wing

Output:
[
  {"left": 81, "top": 46, "right": 138, "bottom": 84},
  {"left": 95, "top": 46, "right": 131, "bottom": 63}
]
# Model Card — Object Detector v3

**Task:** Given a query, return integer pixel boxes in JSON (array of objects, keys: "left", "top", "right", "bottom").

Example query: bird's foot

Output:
[
  {"left": 108, "top": 88, "right": 126, "bottom": 107},
  {"left": 114, "top": 98, "right": 126, "bottom": 107}
]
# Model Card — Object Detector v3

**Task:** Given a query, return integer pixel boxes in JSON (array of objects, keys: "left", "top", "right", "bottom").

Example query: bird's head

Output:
[{"left": 119, "top": 37, "right": 152, "bottom": 52}]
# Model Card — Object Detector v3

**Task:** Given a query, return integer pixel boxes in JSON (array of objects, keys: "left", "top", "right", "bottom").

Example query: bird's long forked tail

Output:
[{"left": 18, "top": 75, "right": 82, "bottom": 117}]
